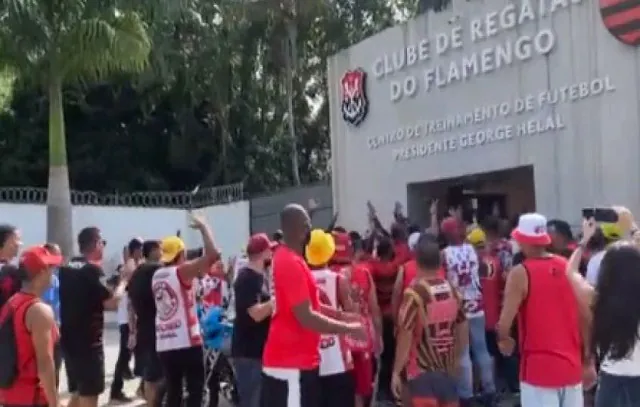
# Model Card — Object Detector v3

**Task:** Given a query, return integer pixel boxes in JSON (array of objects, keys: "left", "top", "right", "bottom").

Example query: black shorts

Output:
[
  {"left": 319, "top": 371, "right": 355, "bottom": 407},
  {"left": 261, "top": 367, "right": 320, "bottom": 407},
  {"left": 63, "top": 346, "right": 105, "bottom": 397},
  {"left": 142, "top": 347, "right": 163, "bottom": 383}
]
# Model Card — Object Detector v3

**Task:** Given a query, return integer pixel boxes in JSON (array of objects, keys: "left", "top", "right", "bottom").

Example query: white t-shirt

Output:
[
  {"left": 586, "top": 250, "right": 605, "bottom": 286},
  {"left": 117, "top": 295, "right": 129, "bottom": 325},
  {"left": 601, "top": 328, "right": 640, "bottom": 376}
]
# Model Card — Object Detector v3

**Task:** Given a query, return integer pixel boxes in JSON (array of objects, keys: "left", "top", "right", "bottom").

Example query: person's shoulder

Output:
[
  {"left": 27, "top": 300, "right": 54, "bottom": 324},
  {"left": 63, "top": 257, "right": 101, "bottom": 277},
  {"left": 273, "top": 246, "right": 305, "bottom": 269},
  {"left": 234, "top": 267, "right": 261, "bottom": 288},
  {"left": 137, "top": 262, "right": 161, "bottom": 276},
  {"left": 549, "top": 253, "right": 569, "bottom": 265}
]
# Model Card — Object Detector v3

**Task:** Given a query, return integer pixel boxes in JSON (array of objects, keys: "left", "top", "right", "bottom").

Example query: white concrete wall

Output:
[
  {"left": 328, "top": 0, "right": 640, "bottom": 232},
  {"left": 0, "top": 201, "right": 250, "bottom": 273}
]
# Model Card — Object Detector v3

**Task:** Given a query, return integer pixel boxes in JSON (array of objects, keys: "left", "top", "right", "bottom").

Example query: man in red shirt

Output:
[
  {"left": 498, "top": 213, "right": 587, "bottom": 407},
  {"left": 0, "top": 245, "right": 62, "bottom": 407},
  {"left": 261, "top": 204, "right": 364, "bottom": 407}
]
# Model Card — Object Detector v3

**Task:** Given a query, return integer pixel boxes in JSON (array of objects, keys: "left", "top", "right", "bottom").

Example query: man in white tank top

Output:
[
  {"left": 152, "top": 213, "right": 221, "bottom": 407},
  {"left": 305, "top": 229, "right": 356, "bottom": 407}
]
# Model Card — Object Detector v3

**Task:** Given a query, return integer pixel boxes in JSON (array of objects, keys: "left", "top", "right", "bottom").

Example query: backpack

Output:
[
  {"left": 0, "top": 295, "right": 37, "bottom": 388},
  {"left": 0, "top": 264, "right": 21, "bottom": 309}
]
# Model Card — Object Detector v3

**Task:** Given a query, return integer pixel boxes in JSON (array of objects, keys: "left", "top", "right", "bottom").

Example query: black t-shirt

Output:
[
  {"left": 59, "top": 257, "right": 111, "bottom": 350},
  {"left": 0, "top": 263, "right": 21, "bottom": 308},
  {"left": 127, "top": 262, "right": 161, "bottom": 349},
  {"left": 231, "top": 267, "right": 270, "bottom": 359}
]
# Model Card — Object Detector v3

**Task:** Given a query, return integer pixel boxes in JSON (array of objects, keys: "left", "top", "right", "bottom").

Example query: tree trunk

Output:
[
  {"left": 285, "top": 24, "right": 301, "bottom": 186},
  {"left": 47, "top": 78, "right": 74, "bottom": 258}
]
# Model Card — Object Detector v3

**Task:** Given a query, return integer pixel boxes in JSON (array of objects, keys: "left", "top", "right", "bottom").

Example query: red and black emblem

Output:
[
  {"left": 600, "top": 0, "right": 640, "bottom": 46},
  {"left": 340, "top": 69, "right": 369, "bottom": 126}
]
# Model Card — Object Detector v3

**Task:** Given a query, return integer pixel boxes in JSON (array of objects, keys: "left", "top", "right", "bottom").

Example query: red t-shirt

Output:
[{"left": 262, "top": 245, "right": 321, "bottom": 369}]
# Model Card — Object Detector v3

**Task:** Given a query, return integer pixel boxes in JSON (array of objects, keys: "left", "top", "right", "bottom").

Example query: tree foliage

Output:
[{"left": 0, "top": 0, "right": 421, "bottom": 196}]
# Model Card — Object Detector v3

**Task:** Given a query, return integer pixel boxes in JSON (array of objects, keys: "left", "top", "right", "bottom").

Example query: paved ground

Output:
[
  {"left": 60, "top": 316, "right": 516, "bottom": 407},
  {"left": 59, "top": 323, "right": 234, "bottom": 407}
]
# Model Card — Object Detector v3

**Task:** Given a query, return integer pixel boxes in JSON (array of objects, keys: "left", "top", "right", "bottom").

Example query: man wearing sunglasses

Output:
[{"left": 59, "top": 227, "right": 131, "bottom": 407}]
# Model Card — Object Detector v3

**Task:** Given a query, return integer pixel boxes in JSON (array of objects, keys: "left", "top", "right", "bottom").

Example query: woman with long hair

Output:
[{"left": 565, "top": 221, "right": 640, "bottom": 407}]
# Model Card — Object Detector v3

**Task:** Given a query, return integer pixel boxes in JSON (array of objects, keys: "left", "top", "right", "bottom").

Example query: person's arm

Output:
[
  {"left": 567, "top": 244, "right": 586, "bottom": 276},
  {"left": 391, "top": 266, "right": 405, "bottom": 322},
  {"left": 177, "top": 217, "right": 220, "bottom": 282},
  {"left": 99, "top": 263, "right": 129, "bottom": 310},
  {"left": 293, "top": 300, "right": 359, "bottom": 334},
  {"left": 496, "top": 265, "right": 528, "bottom": 341},
  {"left": 428, "top": 199, "right": 439, "bottom": 234},
  {"left": 372, "top": 215, "right": 390, "bottom": 237},
  {"left": 238, "top": 274, "right": 272, "bottom": 323},
  {"left": 392, "top": 292, "right": 417, "bottom": 375},
  {"left": 367, "top": 271, "right": 383, "bottom": 336},
  {"left": 127, "top": 292, "right": 137, "bottom": 348},
  {"left": 27, "top": 303, "right": 58, "bottom": 407},
  {"left": 285, "top": 261, "right": 358, "bottom": 335},
  {"left": 325, "top": 212, "right": 339, "bottom": 233},
  {"left": 337, "top": 274, "right": 356, "bottom": 313},
  {"left": 564, "top": 249, "right": 596, "bottom": 362}
]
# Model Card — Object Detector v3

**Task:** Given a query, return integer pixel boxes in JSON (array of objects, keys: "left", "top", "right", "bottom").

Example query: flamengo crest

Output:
[
  {"left": 599, "top": 0, "right": 640, "bottom": 46},
  {"left": 341, "top": 69, "right": 369, "bottom": 126}
]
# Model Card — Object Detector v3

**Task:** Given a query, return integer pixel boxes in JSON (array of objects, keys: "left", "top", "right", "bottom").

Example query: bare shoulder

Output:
[
  {"left": 26, "top": 302, "right": 54, "bottom": 328},
  {"left": 508, "top": 264, "right": 527, "bottom": 279}
]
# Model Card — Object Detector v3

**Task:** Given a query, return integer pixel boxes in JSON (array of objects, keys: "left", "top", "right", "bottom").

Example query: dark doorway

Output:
[{"left": 406, "top": 166, "right": 535, "bottom": 228}]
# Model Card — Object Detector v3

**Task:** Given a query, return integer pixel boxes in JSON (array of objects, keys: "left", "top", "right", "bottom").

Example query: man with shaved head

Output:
[{"left": 261, "top": 204, "right": 364, "bottom": 407}]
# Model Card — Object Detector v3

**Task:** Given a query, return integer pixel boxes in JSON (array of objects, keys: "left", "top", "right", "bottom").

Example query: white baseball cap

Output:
[{"left": 511, "top": 213, "right": 551, "bottom": 246}]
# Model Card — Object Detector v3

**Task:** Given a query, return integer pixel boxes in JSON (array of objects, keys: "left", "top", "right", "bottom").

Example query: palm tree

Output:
[
  {"left": 238, "top": 0, "right": 325, "bottom": 186},
  {"left": 0, "top": 1, "right": 151, "bottom": 256}
]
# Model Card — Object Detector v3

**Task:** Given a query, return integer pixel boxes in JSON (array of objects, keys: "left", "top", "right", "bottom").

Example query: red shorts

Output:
[{"left": 351, "top": 352, "right": 374, "bottom": 396}]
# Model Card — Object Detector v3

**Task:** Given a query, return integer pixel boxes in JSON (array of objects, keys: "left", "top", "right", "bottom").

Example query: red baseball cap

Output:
[
  {"left": 246, "top": 233, "right": 276, "bottom": 256},
  {"left": 20, "top": 246, "right": 63, "bottom": 275}
]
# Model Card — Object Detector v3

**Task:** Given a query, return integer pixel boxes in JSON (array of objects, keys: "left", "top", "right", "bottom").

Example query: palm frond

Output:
[
  {"left": 58, "top": 11, "right": 151, "bottom": 83},
  {"left": 0, "top": 0, "right": 51, "bottom": 63}
]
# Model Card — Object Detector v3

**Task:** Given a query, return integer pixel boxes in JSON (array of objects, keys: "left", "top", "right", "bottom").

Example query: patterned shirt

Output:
[{"left": 398, "top": 278, "right": 466, "bottom": 377}]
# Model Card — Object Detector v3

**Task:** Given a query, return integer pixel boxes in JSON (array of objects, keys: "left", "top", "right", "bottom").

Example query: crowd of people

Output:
[{"left": 0, "top": 201, "right": 639, "bottom": 407}]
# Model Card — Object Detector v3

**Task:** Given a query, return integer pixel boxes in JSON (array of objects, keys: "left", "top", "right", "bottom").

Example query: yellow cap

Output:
[
  {"left": 467, "top": 227, "right": 486, "bottom": 246},
  {"left": 160, "top": 236, "right": 186, "bottom": 263},
  {"left": 600, "top": 222, "right": 622, "bottom": 241},
  {"left": 305, "top": 229, "right": 335, "bottom": 266}
]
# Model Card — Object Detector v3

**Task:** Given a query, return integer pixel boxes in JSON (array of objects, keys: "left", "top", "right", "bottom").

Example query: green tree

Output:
[
  {"left": 0, "top": 1, "right": 151, "bottom": 255},
  {"left": 0, "top": 0, "right": 399, "bottom": 201}
]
